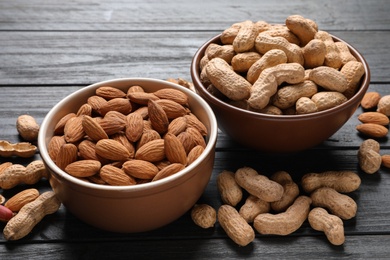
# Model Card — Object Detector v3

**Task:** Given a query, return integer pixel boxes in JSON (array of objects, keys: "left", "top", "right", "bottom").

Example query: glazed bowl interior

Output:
[
  {"left": 38, "top": 78, "right": 218, "bottom": 232},
  {"left": 191, "top": 34, "right": 370, "bottom": 153}
]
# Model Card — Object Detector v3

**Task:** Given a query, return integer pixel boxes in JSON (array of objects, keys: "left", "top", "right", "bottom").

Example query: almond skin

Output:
[
  {"left": 64, "top": 116, "right": 85, "bottom": 143},
  {"left": 125, "top": 113, "right": 144, "bottom": 142},
  {"left": 361, "top": 92, "right": 381, "bottom": 109},
  {"left": 356, "top": 123, "right": 388, "bottom": 138},
  {"left": 164, "top": 133, "right": 187, "bottom": 165},
  {"left": 56, "top": 143, "right": 78, "bottom": 170},
  {"left": 358, "top": 112, "right": 390, "bottom": 126},
  {"left": 95, "top": 139, "right": 131, "bottom": 161},
  {"left": 100, "top": 165, "right": 136, "bottom": 186},
  {"left": 65, "top": 160, "right": 101, "bottom": 178},
  {"left": 96, "top": 86, "right": 126, "bottom": 99},
  {"left": 153, "top": 88, "right": 189, "bottom": 105},
  {"left": 82, "top": 115, "right": 109, "bottom": 141},
  {"left": 148, "top": 99, "right": 169, "bottom": 134},
  {"left": 155, "top": 99, "right": 188, "bottom": 119},
  {"left": 187, "top": 145, "right": 205, "bottom": 165},
  {"left": 152, "top": 163, "right": 185, "bottom": 181},
  {"left": 122, "top": 160, "right": 159, "bottom": 179},
  {"left": 5, "top": 188, "right": 40, "bottom": 212},
  {"left": 381, "top": 154, "right": 390, "bottom": 168},
  {"left": 135, "top": 139, "right": 165, "bottom": 162}
]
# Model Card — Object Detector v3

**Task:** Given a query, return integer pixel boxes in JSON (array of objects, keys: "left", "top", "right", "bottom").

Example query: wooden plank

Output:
[
  {"left": 1, "top": 235, "right": 390, "bottom": 259},
  {"left": 0, "top": 0, "right": 389, "bottom": 31},
  {"left": 0, "top": 31, "right": 388, "bottom": 85}
]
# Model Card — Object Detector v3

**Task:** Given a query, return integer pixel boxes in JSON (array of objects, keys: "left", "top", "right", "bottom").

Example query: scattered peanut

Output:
[
  {"left": 310, "top": 187, "right": 357, "bottom": 220},
  {"left": 358, "top": 139, "right": 382, "bottom": 174},
  {"left": 270, "top": 171, "right": 300, "bottom": 212},
  {"left": 308, "top": 207, "right": 345, "bottom": 246},
  {"left": 301, "top": 170, "right": 361, "bottom": 193},
  {"left": 16, "top": 115, "right": 40, "bottom": 142},
  {"left": 0, "top": 140, "right": 37, "bottom": 158},
  {"left": 0, "top": 160, "right": 48, "bottom": 189},
  {"left": 3, "top": 191, "right": 61, "bottom": 240},
  {"left": 239, "top": 195, "right": 270, "bottom": 223},
  {"left": 253, "top": 196, "right": 312, "bottom": 235},
  {"left": 218, "top": 204, "right": 255, "bottom": 246},
  {"left": 217, "top": 170, "right": 243, "bottom": 206},
  {"left": 377, "top": 95, "right": 390, "bottom": 116},
  {"left": 191, "top": 204, "right": 217, "bottom": 229},
  {"left": 235, "top": 166, "right": 284, "bottom": 202}
]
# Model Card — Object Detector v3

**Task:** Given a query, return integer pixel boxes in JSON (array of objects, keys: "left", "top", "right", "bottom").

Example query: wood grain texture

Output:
[
  {"left": 0, "top": 31, "right": 389, "bottom": 85},
  {"left": 0, "top": 0, "right": 389, "bottom": 31}
]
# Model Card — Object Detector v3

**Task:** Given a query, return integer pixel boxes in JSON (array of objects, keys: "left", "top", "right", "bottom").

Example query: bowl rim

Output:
[
  {"left": 191, "top": 33, "right": 371, "bottom": 120},
  {"left": 38, "top": 77, "right": 218, "bottom": 194}
]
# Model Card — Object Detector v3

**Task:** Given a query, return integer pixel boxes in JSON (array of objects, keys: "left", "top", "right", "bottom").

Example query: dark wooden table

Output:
[{"left": 1, "top": 0, "right": 390, "bottom": 259}]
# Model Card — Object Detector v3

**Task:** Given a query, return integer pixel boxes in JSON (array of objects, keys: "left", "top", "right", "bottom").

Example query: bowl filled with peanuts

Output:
[
  {"left": 38, "top": 78, "right": 218, "bottom": 232},
  {"left": 191, "top": 15, "right": 370, "bottom": 153}
]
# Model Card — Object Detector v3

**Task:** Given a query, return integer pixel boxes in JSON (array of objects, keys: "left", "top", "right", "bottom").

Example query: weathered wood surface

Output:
[{"left": 1, "top": 0, "right": 390, "bottom": 259}]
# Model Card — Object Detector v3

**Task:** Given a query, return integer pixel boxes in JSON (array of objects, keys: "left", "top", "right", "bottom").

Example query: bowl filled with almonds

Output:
[
  {"left": 38, "top": 78, "right": 218, "bottom": 232},
  {"left": 191, "top": 15, "right": 370, "bottom": 153}
]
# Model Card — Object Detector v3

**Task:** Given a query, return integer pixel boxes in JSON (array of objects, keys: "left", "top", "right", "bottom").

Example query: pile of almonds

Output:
[{"left": 48, "top": 84, "right": 208, "bottom": 185}]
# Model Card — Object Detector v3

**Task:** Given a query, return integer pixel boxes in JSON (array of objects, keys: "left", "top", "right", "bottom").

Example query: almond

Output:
[
  {"left": 127, "top": 92, "right": 159, "bottom": 105},
  {"left": 65, "top": 160, "right": 101, "bottom": 178},
  {"left": 137, "top": 129, "right": 161, "bottom": 149},
  {"left": 177, "top": 131, "right": 196, "bottom": 154},
  {"left": 186, "top": 127, "right": 207, "bottom": 148},
  {"left": 185, "top": 114, "right": 208, "bottom": 136},
  {"left": 356, "top": 123, "right": 388, "bottom": 138},
  {"left": 125, "top": 113, "right": 144, "bottom": 142},
  {"left": 55, "top": 143, "right": 78, "bottom": 170},
  {"left": 100, "top": 165, "right": 136, "bottom": 186},
  {"left": 54, "top": 113, "right": 76, "bottom": 135},
  {"left": 152, "top": 163, "right": 185, "bottom": 181},
  {"left": 99, "top": 115, "right": 126, "bottom": 136},
  {"left": 381, "top": 154, "right": 390, "bottom": 168},
  {"left": 76, "top": 103, "right": 93, "bottom": 116},
  {"left": 135, "top": 139, "right": 165, "bottom": 162},
  {"left": 64, "top": 116, "right": 85, "bottom": 143},
  {"left": 148, "top": 99, "right": 169, "bottom": 134},
  {"left": 122, "top": 159, "right": 159, "bottom": 179},
  {"left": 155, "top": 99, "right": 188, "bottom": 119},
  {"left": 187, "top": 145, "right": 205, "bottom": 165},
  {"left": 82, "top": 115, "right": 109, "bottom": 141},
  {"left": 5, "top": 188, "right": 39, "bottom": 212},
  {"left": 111, "top": 132, "right": 135, "bottom": 158},
  {"left": 127, "top": 85, "right": 145, "bottom": 94},
  {"left": 164, "top": 133, "right": 187, "bottom": 165},
  {"left": 153, "top": 88, "right": 189, "bottom": 105},
  {"left": 95, "top": 139, "right": 131, "bottom": 161},
  {"left": 361, "top": 92, "right": 381, "bottom": 109},
  {"left": 168, "top": 116, "right": 188, "bottom": 136},
  {"left": 99, "top": 98, "right": 132, "bottom": 116},
  {"left": 358, "top": 112, "right": 390, "bottom": 126},
  {"left": 132, "top": 106, "right": 149, "bottom": 119},
  {"left": 87, "top": 95, "right": 108, "bottom": 114},
  {"left": 96, "top": 86, "right": 126, "bottom": 99},
  {"left": 48, "top": 135, "right": 66, "bottom": 162}
]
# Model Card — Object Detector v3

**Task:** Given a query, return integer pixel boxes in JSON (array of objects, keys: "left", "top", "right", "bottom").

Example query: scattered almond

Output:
[
  {"left": 361, "top": 92, "right": 381, "bottom": 110},
  {"left": 356, "top": 123, "right": 388, "bottom": 138},
  {"left": 358, "top": 112, "right": 390, "bottom": 126}
]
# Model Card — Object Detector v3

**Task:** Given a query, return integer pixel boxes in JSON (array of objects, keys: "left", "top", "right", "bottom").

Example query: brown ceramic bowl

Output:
[
  {"left": 191, "top": 34, "right": 370, "bottom": 153},
  {"left": 38, "top": 78, "right": 218, "bottom": 233}
]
